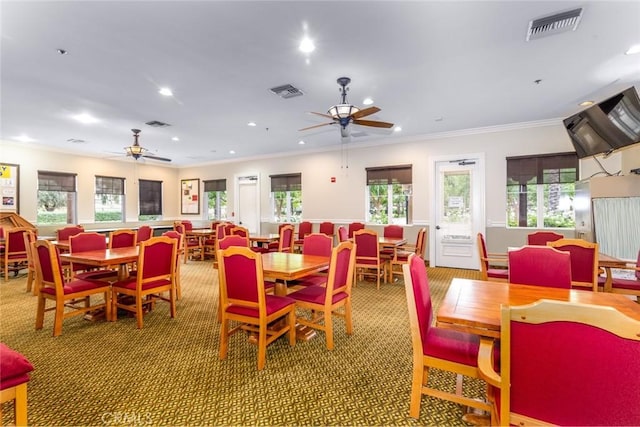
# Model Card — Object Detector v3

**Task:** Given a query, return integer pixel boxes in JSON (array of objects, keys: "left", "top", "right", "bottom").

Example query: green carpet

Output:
[{"left": 1, "top": 260, "right": 484, "bottom": 426}]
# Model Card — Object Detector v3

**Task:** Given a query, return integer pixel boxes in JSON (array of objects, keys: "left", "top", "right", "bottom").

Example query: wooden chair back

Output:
[
  {"left": 23, "top": 229, "right": 37, "bottom": 293},
  {"left": 56, "top": 225, "right": 84, "bottom": 241},
  {"left": 337, "top": 226, "right": 348, "bottom": 242},
  {"left": 383, "top": 225, "right": 404, "bottom": 238},
  {"left": 109, "top": 229, "right": 137, "bottom": 248},
  {"left": 319, "top": 221, "right": 335, "bottom": 237},
  {"left": 526, "top": 231, "right": 564, "bottom": 246},
  {"left": 297, "top": 221, "right": 313, "bottom": 240},
  {"left": 230, "top": 226, "right": 249, "bottom": 237},
  {"left": 136, "top": 225, "right": 153, "bottom": 242},
  {"left": 348, "top": 222, "right": 365, "bottom": 238},
  {"left": 2, "top": 227, "right": 30, "bottom": 282},
  {"left": 508, "top": 246, "right": 572, "bottom": 288},
  {"left": 476, "top": 232, "right": 508, "bottom": 281},
  {"left": 302, "top": 233, "right": 333, "bottom": 257},
  {"left": 277, "top": 225, "right": 295, "bottom": 253},
  {"left": 548, "top": 238, "right": 599, "bottom": 291},
  {"left": 479, "top": 299, "right": 640, "bottom": 426}
]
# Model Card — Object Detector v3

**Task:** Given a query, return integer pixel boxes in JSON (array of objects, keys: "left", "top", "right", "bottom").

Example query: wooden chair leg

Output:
[{"left": 14, "top": 382, "right": 28, "bottom": 426}]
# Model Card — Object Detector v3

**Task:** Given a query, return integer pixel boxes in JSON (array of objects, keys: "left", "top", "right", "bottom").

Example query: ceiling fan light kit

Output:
[
  {"left": 299, "top": 76, "right": 394, "bottom": 133},
  {"left": 124, "top": 129, "right": 172, "bottom": 162}
]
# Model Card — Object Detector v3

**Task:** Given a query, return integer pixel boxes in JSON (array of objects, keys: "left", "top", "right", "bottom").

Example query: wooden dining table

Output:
[
  {"left": 261, "top": 252, "right": 330, "bottom": 296},
  {"left": 599, "top": 252, "right": 629, "bottom": 291},
  {"left": 59, "top": 246, "right": 139, "bottom": 282},
  {"left": 436, "top": 277, "right": 640, "bottom": 338}
]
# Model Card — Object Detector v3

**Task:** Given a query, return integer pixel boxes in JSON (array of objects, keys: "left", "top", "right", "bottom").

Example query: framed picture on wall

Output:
[
  {"left": 181, "top": 178, "right": 200, "bottom": 214},
  {"left": 0, "top": 163, "right": 19, "bottom": 214}
]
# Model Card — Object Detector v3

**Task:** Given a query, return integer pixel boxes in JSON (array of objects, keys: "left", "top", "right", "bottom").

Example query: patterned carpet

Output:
[{"left": 1, "top": 259, "right": 484, "bottom": 427}]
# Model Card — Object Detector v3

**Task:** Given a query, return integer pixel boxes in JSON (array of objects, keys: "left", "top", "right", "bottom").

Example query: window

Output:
[
  {"left": 138, "top": 179, "right": 162, "bottom": 221},
  {"left": 95, "top": 176, "right": 125, "bottom": 222},
  {"left": 204, "top": 179, "right": 227, "bottom": 220},
  {"left": 37, "top": 171, "right": 77, "bottom": 225},
  {"left": 506, "top": 152, "right": 578, "bottom": 228},
  {"left": 366, "top": 165, "right": 412, "bottom": 225},
  {"left": 270, "top": 173, "right": 301, "bottom": 222}
]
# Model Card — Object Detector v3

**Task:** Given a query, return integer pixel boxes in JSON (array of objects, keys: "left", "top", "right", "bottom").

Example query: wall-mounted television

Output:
[{"left": 563, "top": 86, "right": 640, "bottom": 159}]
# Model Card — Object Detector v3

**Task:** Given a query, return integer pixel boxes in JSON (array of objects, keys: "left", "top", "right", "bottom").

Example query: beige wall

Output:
[{"left": 3, "top": 120, "right": 638, "bottom": 257}]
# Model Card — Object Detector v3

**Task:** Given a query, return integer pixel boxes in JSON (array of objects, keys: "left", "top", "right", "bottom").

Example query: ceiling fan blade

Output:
[
  {"left": 309, "top": 111, "right": 334, "bottom": 119},
  {"left": 350, "top": 106, "right": 380, "bottom": 119},
  {"left": 142, "top": 153, "right": 172, "bottom": 162},
  {"left": 352, "top": 119, "right": 395, "bottom": 128},
  {"left": 299, "top": 122, "right": 335, "bottom": 131}
]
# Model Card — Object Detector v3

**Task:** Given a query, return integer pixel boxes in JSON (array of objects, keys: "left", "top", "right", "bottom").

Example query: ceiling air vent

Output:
[
  {"left": 269, "top": 84, "right": 304, "bottom": 99},
  {"left": 145, "top": 120, "right": 171, "bottom": 127},
  {"left": 526, "top": 8, "right": 583, "bottom": 41}
]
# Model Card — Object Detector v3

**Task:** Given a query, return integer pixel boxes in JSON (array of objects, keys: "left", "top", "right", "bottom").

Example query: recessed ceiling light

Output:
[
  {"left": 298, "top": 140, "right": 305, "bottom": 145},
  {"left": 171, "top": 137, "right": 180, "bottom": 141},
  {"left": 247, "top": 122, "right": 257, "bottom": 127},
  {"left": 13, "top": 134, "right": 36, "bottom": 142},
  {"left": 394, "top": 126, "right": 402, "bottom": 132},
  {"left": 72, "top": 113, "right": 99, "bottom": 124},
  {"left": 158, "top": 87, "right": 173, "bottom": 96},
  {"left": 299, "top": 36, "right": 315, "bottom": 53},
  {"left": 625, "top": 44, "right": 640, "bottom": 55},
  {"left": 362, "top": 98, "right": 374, "bottom": 105},
  {"left": 229, "top": 150, "right": 235, "bottom": 154},
  {"left": 579, "top": 100, "right": 594, "bottom": 107}
]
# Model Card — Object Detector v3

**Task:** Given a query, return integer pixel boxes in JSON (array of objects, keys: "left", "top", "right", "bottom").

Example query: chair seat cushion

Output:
[
  {"left": 226, "top": 295, "right": 295, "bottom": 318},
  {"left": 288, "top": 285, "right": 348, "bottom": 305},
  {"left": 75, "top": 269, "right": 117, "bottom": 282},
  {"left": 424, "top": 327, "right": 480, "bottom": 367},
  {"left": 0, "top": 343, "right": 34, "bottom": 390},
  {"left": 40, "top": 278, "right": 109, "bottom": 295},
  {"left": 291, "top": 274, "right": 327, "bottom": 287},
  {"left": 112, "top": 278, "right": 172, "bottom": 291},
  {"left": 7, "top": 253, "right": 27, "bottom": 261},
  {"left": 598, "top": 275, "right": 640, "bottom": 291},
  {"left": 487, "top": 268, "right": 509, "bottom": 279},
  {"left": 250, "top": 247, "right": 270, "bottom": 254}
]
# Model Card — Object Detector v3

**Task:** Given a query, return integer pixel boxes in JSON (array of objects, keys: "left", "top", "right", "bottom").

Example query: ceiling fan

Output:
[
  {"left": 299, "top": 77, "right": 394, "bottom": 135},
  {"left": 124, "top": 129, "right": 171, "bottom": 162}
]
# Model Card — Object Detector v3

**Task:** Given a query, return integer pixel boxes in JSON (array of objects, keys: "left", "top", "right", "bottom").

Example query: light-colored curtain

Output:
[{"left": 592, "top": 197, "right": 640, "bottom": 260}]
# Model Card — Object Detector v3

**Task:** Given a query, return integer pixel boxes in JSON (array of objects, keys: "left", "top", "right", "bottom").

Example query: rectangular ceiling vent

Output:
[
  {"left": 526, "top": 8, "right": 583, "bottom": 41},
  {"left": 269, "top": 84, "right": 304, "bottom": 99},
  {"left": 145, "top": 120, "right": 171, "bottom": 127}
]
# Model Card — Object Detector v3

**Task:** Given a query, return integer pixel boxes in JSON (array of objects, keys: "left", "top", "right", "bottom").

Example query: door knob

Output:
[{"left": 435, "top": 225, "right": 441, "bottom": 230}]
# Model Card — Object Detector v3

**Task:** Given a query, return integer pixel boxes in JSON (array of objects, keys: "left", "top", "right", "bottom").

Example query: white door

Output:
[
  {"left": 235, "top": 174, "right": 260, "bottom": 235},
  {"left": 431, "top": 156, "right": 484, "bottom": 269}
]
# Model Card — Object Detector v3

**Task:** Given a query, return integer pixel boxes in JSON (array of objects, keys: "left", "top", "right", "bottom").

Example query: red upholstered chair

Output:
[
  {"left": 526, "top": 230, "right": 564, "bottom": 246},
  {"left": 109, "top": 229, "right": 137, "bottom": 248},
  {"left": 478, "top": 300, "right": 640, "bottom": 426},
  {"left": 214, "top": 234, "right": 252, "bottom": 322},
  {"left": 290, "top": 233, "right": 333, "bottom": 288},
  {"left": 348, "top": 221, "right": 365, "bottom": 238},
  {"left": 403, "top": 254, "right": 491, "bottom": 419},
  {"left": 33, "top": 240, "right": 112, "bottom": 336},
  {"left": 270, "top": 224, "right": 294, "bottom": 253},
  {"left": 23, "top": 230, "right": 37, "bottom": 294},
  {"left": 354, "top": 229, "right": 387, "bottom": 289},
  {"left": 337, "top": 226, "right": 348, "bottom": 243},
  {"left": 68, "top": 232, "right": 118, "bottom": 283},
  {"left": 162, "top": 231, "right": 183, "bottom": 299},
  {"left": 111, "top": 236, "right": 178, "bottom": 329},
  {"left": 319, "top": 221, "right": 335, "bottom": 237},
  {"left": 175, "top": 223, "right": 202, "bottom": 263},
  {"left": 56, "top": 225, "right": 84, "bottom": 241},
  {"left": 136, "top": 225, "right": 153, "bottom": 242},
  {"left": 388, "top": 227, "right": 427, "bottom": 283},
  {"left": 477, "top": 232, "right": 508, "bottom": 281},
  {"left": 0, "top": 343, "right": 34, "bottom": 426},
  {"left": 598, "top": 249, "right": 640, "bottom": 299},
  {"left": 1, "top": 227, "right": 30, "bottom": 282},
  {"left": 203, "top": 222, "right": 226, "bottom": 259},
  {"left": 267, "top": 223, "right": 292, "bottom": 251},
  {"left": 380, "top": 225, "right": 404, "bottom": 260},
  {"left": 548, "top": 238, "right": 599, "bottom": 291},
  {"left": 508, "top": 245, "right": 571, "bottom": 288},
  {"left": 217, "top": 246, "right": 296, "bottom": 370},
  {"left": 230, "top": 226, "right": 249, "bottom": 237},
  {"left": 288, "top": 240, "right": 356, "bottom": 350},
  {"left": 294, "top": 221, "right": 313, "bottom": 252}
]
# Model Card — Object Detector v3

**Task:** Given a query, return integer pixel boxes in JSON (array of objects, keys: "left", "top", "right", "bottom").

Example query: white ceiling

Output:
[{"left": 2, "top": 1, "right": 639, "bottom": 167}]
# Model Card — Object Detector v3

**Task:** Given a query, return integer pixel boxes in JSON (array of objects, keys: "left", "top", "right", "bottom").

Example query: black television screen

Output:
[{"left": 563, "top": 86, "right": 640, "bottom": 159}]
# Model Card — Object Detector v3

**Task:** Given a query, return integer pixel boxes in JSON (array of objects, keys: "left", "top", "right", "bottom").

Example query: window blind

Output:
[
  {"left": 366, "top": 165, "right": 412, "bottom": 185},
  {"left": 38, "top": 171, "right": 77, "bottom": 191},
  {"left": 95, "top": 176, "right": 125, "bottom": 195},
  {"left": 506, "top": 152, "right": 578, "bottom": 185},
  {"left": 139, "top": 179, "right": 162, "bottom": 216},
  {"left": 270, "top": 173, "right": 301, "bottom": 192},
  {"left": 203, "top": 179, "right": 226, "bottom": 192}
]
